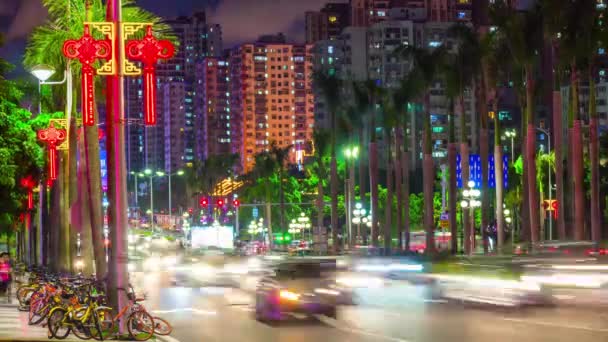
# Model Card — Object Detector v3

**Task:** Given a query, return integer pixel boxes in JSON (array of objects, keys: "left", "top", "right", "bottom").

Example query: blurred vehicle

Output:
[
  {"left": 513, "top": 240, "right": 605, "bottom": 261},
  {"left": 432, "top": 274, "right": 553, "bottom": 307},
  {"left": 255, "top": 259, "right": 340, "bottom": 322}
]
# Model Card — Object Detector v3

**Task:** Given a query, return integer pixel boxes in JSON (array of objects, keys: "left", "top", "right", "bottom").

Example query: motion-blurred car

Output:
[{"left": 255, "top": 259, "right": 340, "bottom": 322}]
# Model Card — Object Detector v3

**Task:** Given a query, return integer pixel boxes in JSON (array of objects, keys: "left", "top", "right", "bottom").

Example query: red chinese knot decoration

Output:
[
  {"left": 37, "top": 123, "right": 67, "bottom": 181},
  {"left": 20, "top": 176, "right": 36, "bottom": 210},
  {"left": 126, "top": 26, "right": 175, "bottom": 125},
  {"left": 62, "top": 24, "right": 112, "bottom": 126}
]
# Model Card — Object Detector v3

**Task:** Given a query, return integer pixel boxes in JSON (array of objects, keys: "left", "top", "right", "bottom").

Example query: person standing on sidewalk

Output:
[{"left": 0, "top": 252, "right": 11, "bottom": 294}]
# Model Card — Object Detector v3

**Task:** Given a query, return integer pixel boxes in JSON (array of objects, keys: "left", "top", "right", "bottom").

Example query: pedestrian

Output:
[{"left": 0, "top": 252, "right": 11, "bottom": 294}]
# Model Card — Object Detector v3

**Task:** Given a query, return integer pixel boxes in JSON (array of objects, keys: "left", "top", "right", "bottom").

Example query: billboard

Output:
[{"left": 191, "top": 225, "right": 234, "bottom": 249}]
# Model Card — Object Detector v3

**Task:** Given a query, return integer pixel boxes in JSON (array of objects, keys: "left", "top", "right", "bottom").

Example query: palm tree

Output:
[
  {"left": 24, "top": 0, "right": 171, "bottom": 274},
  {"left": 392, "top": 77, "right": 418, "bottom": 251},
  {"left": 312, "top": 129, "right": 330, "bottom": 249},
  {"left": 540, "top": 0, "right": 569, "bottom": 240},
  {"left": 491, "top": 2, "right": 543, "bottom": 245},
  {"left": 248, "top": 152, "right": 277, "bottom": 247},
  {"left": 381, "top": 93, "right": 399, "bottom": 253},
  {"left": 314, "top": 72, "right": 342, "bottom": 252},
  {"left": 354, "top": 80, "right": 384, "bottom": 247},
  {"left": 395, "top": 45, "right": 447, "bottom": 255},
  {"left": 444, "top": 23, "right": 482, "bottom": 253},
  {"left": 269, "top": 142, "right": 291, "bottom": 235}
]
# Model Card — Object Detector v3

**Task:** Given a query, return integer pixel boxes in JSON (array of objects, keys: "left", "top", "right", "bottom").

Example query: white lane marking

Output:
[
  {"left": 501, "top": 318, "right": 608, "bottom": 333},
  {"left": 0, "top": 323, "right": 21, "bottom": 330},
  {"left": 316, "top": 315, "right": 412, "bottom": 342},
  {"left": 151, "top": 308, "right": 217, "bottom": 316},
  {"left": 156, "top": 335, "right": 181, "bottom": 342}
]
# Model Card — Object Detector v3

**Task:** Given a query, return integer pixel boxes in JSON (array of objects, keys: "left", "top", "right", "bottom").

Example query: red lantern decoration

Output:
[
  {"left": 20, "top": 176, "right": 36, "bottom": 210},
  {"left": 37, "top": 122, "right": 67, "bottom": 181},
  {"left": 62, "top": 24, "right": 112, "bottom": 126},
  {"left": 125, "top": 26, "right": 175, "bottom": 125}
]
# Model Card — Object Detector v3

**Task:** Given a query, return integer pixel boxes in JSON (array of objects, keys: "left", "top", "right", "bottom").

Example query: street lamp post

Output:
[
  {"left": 536, "top": 127, "right": 552, "bottom": 240},
  {"left": 461, "top": 180, "right": 481, "bottom": 254},
  {"left": 30, "top": 64, "right": 70, "bottom": 265},
  {"left": 352, "top": 203, "right": 367, "bottom": 246},
  {"left": 168, "top": 170, "right": 184, "bottom": 229},
  {"left": 144, "top": 169, "right": 165, "bottom": 233},
  {"left": 504, "top": 207, "right": 513, "bottom": 244},
  {"left": 504, "top": 130, "right": 516, "bottom": 162},
  {"left": 129, "top": 171, "right": 144, "bottom": 229}
]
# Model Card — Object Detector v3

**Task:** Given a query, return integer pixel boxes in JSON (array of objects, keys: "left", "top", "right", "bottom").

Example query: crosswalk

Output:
[{"left": 0, "top": 305, "right": 48, "bottom": 339}]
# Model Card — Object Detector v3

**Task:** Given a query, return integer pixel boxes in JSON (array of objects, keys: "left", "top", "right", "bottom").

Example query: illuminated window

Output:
[{"left": 329, "top": 16, "right": 337, "bottom": 23}]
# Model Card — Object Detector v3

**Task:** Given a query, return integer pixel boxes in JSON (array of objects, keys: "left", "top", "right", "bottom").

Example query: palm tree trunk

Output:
[
  {"left": 77, "top": 132, "right": 95, "bottom": 275},
  {"left": 477, "top": 74, "right": 490, "bottom": 253},
  {"left": 570, "top": 65, "right": 585, "bottom": 240},
  {"left": 423, "top": 93, "right": 435, "bottom": 255},
  {"left": 572, "top": 120, "right": 586, "bottom": 240},
  {"left": 316, "top": 170, "right": 325, "bottom": 251},
  {"left": 84, "top": 111, "right": 107, "bottom": 279},
  {"left": 448, "top": 145, "right": 458, "bottom": 254},
  {"left": 395, "top": 127, "right": 404, "bottom": 250},
  {"left": 589, "top": 74, "right": 602, "bottom": 243},
  {"left": 358, "top": 126, "right": 366, "bottom": 204},
  {"left": 279, "top": 167, "right": 286, "bottom": 235},
  {"left": 460, "top": 94, "right": 470, "bottom": 254},
  {"left": 552, "top": 90, "right": 566, "bottom": 239},
  {"left": 369, "top": 141, "right": 379, "bottom": 248},
  {"left": 384, "top": 129, "right": 393, "bottom": 254},
  {"left": 330, "top": 154, "right": 339, "bottom": 252},
  {"left": 526, "top": 68, "right": 540, "bottom": 244},
  {"left": 265, "top": 184, "right": 273, "bottom": 250},
  {"left": 480, "top": 128, "right": 489, "bottom": 252},
  {"left": 402, "top": 148, "right": 410, "bottom": 251}
]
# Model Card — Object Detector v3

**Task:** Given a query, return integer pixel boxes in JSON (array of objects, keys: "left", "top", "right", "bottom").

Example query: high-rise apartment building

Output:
[
  {"left": 228, "top": 41, "right": 315, "bottom": 173},
  {"left": 305, "top": 3, "right": 351, "bottom": 44},
  {"left": 162, "top": 82, "right": 187, "bottom": 172},
  {"left": 367, "top": 20, "right": 414, "bottom": 88},
  {"left": 125, "top": 11, "right": 222, "bottom": 173},
  {"left": 201, "top": 57, "right": 234, "bottom": 159}
]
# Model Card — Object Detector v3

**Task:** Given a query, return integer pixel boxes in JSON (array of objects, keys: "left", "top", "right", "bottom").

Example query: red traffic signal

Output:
[
  {"left": 232, "top": 199, "right": 240, "bottom": 207},
  {"left": 199, "top": 197, "right": 209, "bottom": 207},
  {"left": 216, "top": 198, "right": 225, "bottom": 207},
  {"left": 188, "top": 208, "right": 193, "bottom": 214}
]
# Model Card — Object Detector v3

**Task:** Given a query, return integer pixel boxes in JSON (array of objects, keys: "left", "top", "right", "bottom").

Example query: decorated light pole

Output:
[
  {"left": 37, "top": 123, "right": 67, "bottom": 182},
  {"left": 461, "top": 181, "right": 481, "bottom": 255}
]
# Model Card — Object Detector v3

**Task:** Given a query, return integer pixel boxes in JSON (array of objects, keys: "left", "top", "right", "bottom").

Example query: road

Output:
[{"left": 127, "top": 249, "right": 608, "bottom": 342}]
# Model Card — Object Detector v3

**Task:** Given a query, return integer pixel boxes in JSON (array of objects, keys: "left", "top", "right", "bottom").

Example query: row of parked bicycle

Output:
[{"left": 13, "top": 265, "right": 172, "bottom": 341}]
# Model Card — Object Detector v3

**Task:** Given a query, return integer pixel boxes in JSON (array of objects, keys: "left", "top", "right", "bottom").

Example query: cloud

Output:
[
  {"left": 6, "top": 0, "right": 47, "bottom": 42},
  {"left": 209, "top": 0, "right": 347, "bottom": 45}
]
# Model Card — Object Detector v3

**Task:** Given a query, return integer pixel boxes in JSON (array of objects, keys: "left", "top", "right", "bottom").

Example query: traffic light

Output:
[
  {"left": 188, "top": 208, "right": 193, "bottom": 214},
  {"left": 216, "top": 198, "right": 225, "bottom": 207},
  {"left": 232, "top": 199, "right": 240, "bottom": 207},
  {"left": 199, "top": 196, "right": 209, "bottom": 207}
]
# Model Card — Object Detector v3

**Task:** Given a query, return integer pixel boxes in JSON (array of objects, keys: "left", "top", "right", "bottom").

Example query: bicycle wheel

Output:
[
  {"left": 71, "top": 307, "right": 93, "bottom": 340},
  {"left": 89, "top": 308, "right": 114, "bottom": 341},
  {"left": 28, "top": 297, "right": 45, "bottom": 325},
  {"left": 16, "top": 286, "right": 34, "bottom": 306},
  {"left": 127, "top": 311, "right": 155, "bottom": 341},
  {"left": 47, "top": 308, "right": 71, "bottom": 340},
  {"left": 152, "top": 316, "right": 172, "bottom": 336}
]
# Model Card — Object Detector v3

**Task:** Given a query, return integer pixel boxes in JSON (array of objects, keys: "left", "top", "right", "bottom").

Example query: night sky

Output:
[{"left": 0, "top": 0, "right": 344, "bottom": 75}]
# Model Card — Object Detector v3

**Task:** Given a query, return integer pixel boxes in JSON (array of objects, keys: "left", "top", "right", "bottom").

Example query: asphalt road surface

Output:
[{"left": 128, "top": 254, "right": 608, "bottom": 342}]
